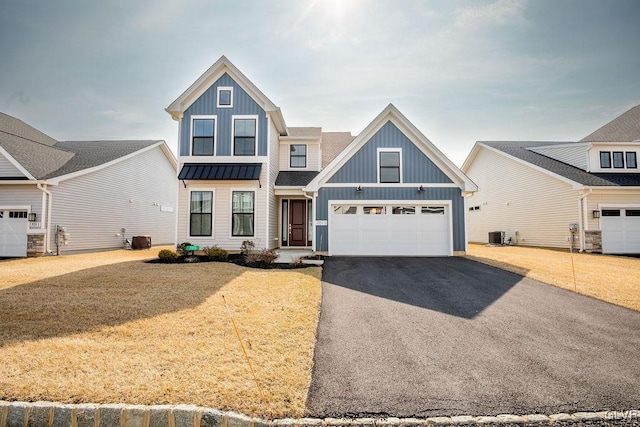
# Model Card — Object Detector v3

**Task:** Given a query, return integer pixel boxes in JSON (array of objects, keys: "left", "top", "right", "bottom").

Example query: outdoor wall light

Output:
[
  {"left": 28, "top": 213, "right": 36, "bottom": 221},
  {"left": 418, "top": 185, "right": 425, "bottom": 192},
  {"left": 356, "top": 185, "right": 363, "bottom": 193},
  {"left": 592, "top": 210, "right": 601, "bottom": 218}
]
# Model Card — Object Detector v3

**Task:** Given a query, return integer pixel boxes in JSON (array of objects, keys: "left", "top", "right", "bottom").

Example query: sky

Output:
[{"left": 1, "top": 0, "right": 639, "bottom": 166}]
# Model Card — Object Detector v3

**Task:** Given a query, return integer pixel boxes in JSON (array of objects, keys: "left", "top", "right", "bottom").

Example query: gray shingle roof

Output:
[
  {"left": 483, "top": 141, "right": 640, "bottom": 186},
  {"left": 275, "top": 171, "right": 319, "bottom": 186},
  {"left": 321, "top": 132, "right": 355, "bottom": 167},
  {"left": 580, "top": 104, "right": 640, "bottom": 142},
  {"left": 0, "top": 112, "right": 163, "bottom": 180},
  {"left": 287, "top": 127, "right": 322, "bottom": 138}
]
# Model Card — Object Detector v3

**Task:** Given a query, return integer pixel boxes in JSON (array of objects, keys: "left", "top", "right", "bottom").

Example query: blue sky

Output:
[{"left": 1, "top": 0, "right": 639, "bottom": 166}]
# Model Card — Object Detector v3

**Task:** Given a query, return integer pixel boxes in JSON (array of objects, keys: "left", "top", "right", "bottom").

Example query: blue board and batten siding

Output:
[
  {"left": 179, "top": 73, "right": 268, "bottom": 156},
  {"left": 316, "top": 121, "right": 466, "bottom": 252},
  {"left": 327, "top": 122, "right": 453, "bottom": 184}
]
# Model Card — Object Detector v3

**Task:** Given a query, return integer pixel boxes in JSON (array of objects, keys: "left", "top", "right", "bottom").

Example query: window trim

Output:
[
  {"left": 230, "top": 188, "right": 256, "bottom": 239},
  {"left": 232, "top": 115, "right": 258, "bottom": 156},
  {"left": 600, "top": 151, "right": 611, "bottom": 169},
  {"left": 290, "top": 144, "right": 307, "bottom": 168},
  {"left": 188, "top": 189, "right": 214, "bottom": 238},
  {"left": 190, "top": 115, "right": 217, "bottom": 156},
  {"left": 626, "top": 152, "right": 637, "bottom": 169},
  {"left": 216, "top": 86, "right": 234, "bottom": 108},
  {"left": 377, "top": 148, "right": 402, "bottom": 184},
  {"left": 612, "top": 151, "right": 625, "bottom": 169}
]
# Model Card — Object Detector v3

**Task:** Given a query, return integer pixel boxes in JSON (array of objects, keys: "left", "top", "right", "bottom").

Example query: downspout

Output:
[
  {"left": 578, "top": 189, "right": 592, "bottom": 252},
  {"left": 36, "top": 182, "right": 52, "bottom": 254}
]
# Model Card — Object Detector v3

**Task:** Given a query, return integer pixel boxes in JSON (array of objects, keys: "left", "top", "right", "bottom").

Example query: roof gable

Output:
[
  {"left": 306, "top": 104, "right": 477, "bottom": 192},
  {"left": 581, "top": 104, "right": 640, "bottom": 142},
  {"left": 165, "top": 56, "right": 287, "bottom": 133}
]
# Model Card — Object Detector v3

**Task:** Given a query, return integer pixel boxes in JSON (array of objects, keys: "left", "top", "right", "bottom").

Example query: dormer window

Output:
[
  {"left": 613, "top": 151, "right": 624, "bottom": 168},
  {"left": 192, "top": 117, "right": 215, "bottom": 156},
  {"left": 290, "top": 144, "right": 307, "bottom": 168},
  {"left": 626, "top": 152, "right": 637, "bottom": 168},
  {"left": 600, "top": 152, "right": 611, "bottom": 168},
  {"left": 217, "top": 87, "right": 233, "bottom": 108}
]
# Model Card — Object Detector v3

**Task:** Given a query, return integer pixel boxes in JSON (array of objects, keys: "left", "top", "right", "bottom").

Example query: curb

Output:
[{"left": 1, "top": 402, "right": 638, "bottom": 427}]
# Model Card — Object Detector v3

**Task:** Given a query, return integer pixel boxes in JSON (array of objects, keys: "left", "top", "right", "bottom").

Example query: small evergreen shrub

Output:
[
  {"left": 158, "top": 249, "right": 178, "bottom": 263},
  {"left": 203, "top": 245, "right": 229, "bottom": 261},
  {"left": 176, "top": 242, "right": 193, "bottom": 256},
  {"left": 240, "top": 240, "right": 255, "bottom": 256}
]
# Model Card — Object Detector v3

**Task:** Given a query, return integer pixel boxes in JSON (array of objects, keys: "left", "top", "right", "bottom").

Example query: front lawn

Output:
[
  {"left": 0, "top": 248, "right": 322, "bottom": 418},
  {"left": 466, "top": 243, "right": 640, "bottom": 312}
]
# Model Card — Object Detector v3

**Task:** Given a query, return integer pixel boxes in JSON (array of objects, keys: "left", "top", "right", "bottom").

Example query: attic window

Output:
[
  {"left": 613, "top": 151, "right": 624, "bottom": 168},
  {"left": 378, "top": 149, "right": 401, "bottom": 183},
  {"left": 600, "top": 151, "right": 611, "bottom": 168},
  {"left": 626, "top": 152, "right": 637, "bottom": 168},
  {"left": 217, "top": 87, "right": 233, "bottom": 108}
]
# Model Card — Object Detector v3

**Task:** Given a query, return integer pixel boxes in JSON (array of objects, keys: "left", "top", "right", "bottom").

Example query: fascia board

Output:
[
  {"left": 478, "top": 143, "right": 584, "bottom": 189},
  {"left": 49, "top": 141, "right": 168, "bottom": 184},
  {"left": 0, "top": 145, "right": 36, "bottom": 180}
]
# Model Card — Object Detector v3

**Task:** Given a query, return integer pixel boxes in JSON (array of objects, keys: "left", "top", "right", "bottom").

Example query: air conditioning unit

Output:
[{"left": 488, "top": 231, "right": 505, "bottom": 245}]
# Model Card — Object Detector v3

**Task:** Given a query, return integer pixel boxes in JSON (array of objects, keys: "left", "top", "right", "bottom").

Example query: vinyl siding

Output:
[
  {"left": 529, "top": 145, "right": 589, "bottom": 170},
  {"left": 176, "top": 165, "right": 268, "bottom": 250},
  {"left": 315, "top": 186, "right": 465, "bottom": 252},
  {"left": 465, "top": 147, "right": 578, "bottom": 249},
  {"left": 328, "top": 122, "right": 452, "bottom": 184},
  {"left": 0, "top": 185, "right": 42, "bottom": 217},
  {"left": 278, "top": 142, "right": 320, "bottom": 171},
  {"left": 179, "top": 73, "right": 268, "bottom": 157},
  {"left": 49, "top": 146, "right": 177, "bottom": 253},
  {"left": 584, "top": 190, "right": 640, "bottom": 231},
  {"left": 267, "top": 121, "right": 280, "bottom": 248},
  {"left": 0, "top": 153, "right": 26, "bottom": 178},
  {"left": 588, "top": 144, "right": 640, "bottom": 172}
]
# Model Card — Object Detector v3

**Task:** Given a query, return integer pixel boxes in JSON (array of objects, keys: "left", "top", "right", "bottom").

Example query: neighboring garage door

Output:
[
  {"left": 329, "top": 203, "right": 451, "bottom": 256},
  {"left": 601, "top": 208, "right": 640, "bottom": 254},
  {"left": 0, "top": 210, "right": 28, "bottom": 257}
]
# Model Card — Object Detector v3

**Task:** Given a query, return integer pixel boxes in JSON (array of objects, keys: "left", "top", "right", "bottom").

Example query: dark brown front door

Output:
[{"left": 289, "top": 199, "right": 307, "bottom": 246}]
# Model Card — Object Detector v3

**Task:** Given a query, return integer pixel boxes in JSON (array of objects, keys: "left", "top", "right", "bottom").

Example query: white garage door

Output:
[
  {"left": 601, "top": 208, "right": 640, "bottom": 254},
  {"left": 329, "top": 203, "right": 451, "bottom": 256},
  {"left": 0, "top": 210, "right": 28, "bottom": 257}
]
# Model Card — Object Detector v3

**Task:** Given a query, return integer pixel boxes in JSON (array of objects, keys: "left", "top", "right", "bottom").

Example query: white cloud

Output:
[{"left": 455, "top": 0, "right": 528, "bottom": 29}]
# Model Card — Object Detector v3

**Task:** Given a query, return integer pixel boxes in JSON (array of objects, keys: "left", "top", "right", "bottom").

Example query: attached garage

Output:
[
  {"left": 0, "top": 209, "right": 28, "bottom": 257},
  {"left": 601, "top": 208, "right": 640, "bottom": 254},
  {"left": 329, "top": 202, "right": 452, "bottom": 256}
]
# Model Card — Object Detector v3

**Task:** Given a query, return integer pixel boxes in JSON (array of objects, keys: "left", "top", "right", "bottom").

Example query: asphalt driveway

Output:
[{"left": 306, "top": 257, "right": 640, "bottom": 417}]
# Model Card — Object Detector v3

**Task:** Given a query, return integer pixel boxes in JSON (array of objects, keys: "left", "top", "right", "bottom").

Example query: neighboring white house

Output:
[
  {"left": 0, "top": 112, "right": 178, "bottom": 257},
  {"left": 462, "top": 105, "right": 640, "bottom": 255},
  {"left": 166, "top": 56, "right": 476, "bottom": 256}
]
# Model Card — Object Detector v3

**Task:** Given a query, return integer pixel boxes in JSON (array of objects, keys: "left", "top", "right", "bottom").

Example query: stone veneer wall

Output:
[{"left": 27, "top": 233, "right": 45, "bottom": 257}]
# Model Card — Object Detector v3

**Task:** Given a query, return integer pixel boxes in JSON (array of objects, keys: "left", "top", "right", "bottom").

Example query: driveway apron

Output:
[{"left": 305, "top": 257, "right": 640, "bottom": 417}]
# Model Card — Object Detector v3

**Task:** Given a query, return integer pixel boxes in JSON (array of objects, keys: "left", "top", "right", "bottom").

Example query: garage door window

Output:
[
  {"left": 9, "top": 211, "right": 28, "bottom": 218},
  {"left": 364, "top": 206, "right": 385, "bottom": 215},
  {"left": 422, "top": 206, "right": 445, "bottom": 215},
  {"left": 392, "top": 206, "right": 415, "bottom": 215},
  {"left": 334, "top": 205, "right": 357, "bottom": 214},
  {"left": 626, "top": 210, "right": 640, "bottom": 217},
  {"left": 602, "top": 209, "right": 620, "bottom": 217}
]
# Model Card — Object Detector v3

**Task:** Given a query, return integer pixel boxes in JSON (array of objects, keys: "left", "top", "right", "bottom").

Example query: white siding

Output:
[
  {"left": 0, "top": 153, "right": 26, "bottom": 178},
  {"left": 49, "top": 146, "right": 177, "bottom": 253},
  {"left": 176, "top": 165, "right": 268, "bottom": 250},
  {"left": 588, "top": 144, "right": 640, "bottom": 172},
  {"left": 0, "top": 185, "right": 42, "bottom": 219},
  {"left": 584, "top": 190, "right": 640, "bottom": 231},
  {"left": 529, "top": 145, "right": 589, "bottom": 170},
  {"left": 465, "top": 147, "right": 579, "bottom": 249},
  {"left": 267, "top": 121, "right": 280, "bottom": 249},
  {"left": 278, "top": 141, "right": 320, "bottom": 171}
]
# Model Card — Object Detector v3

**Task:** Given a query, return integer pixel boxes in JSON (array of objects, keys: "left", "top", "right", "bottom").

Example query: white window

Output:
[
  {"left": 190, "top": 191, "right": 213, "bottom": 236},
  {"left": 233, "top": 116, "right": 258, "bottom": 156},
  {"left": 290, "top": 144, "right": 307, "bottom": 168},
  {"left": 217, "top": 86, "right": 233, "bottom": 108},
  {"left": 333, "top": 205, "right": 357, "bottom": 214},
  {"left": 191, "top": 116, "right": 216, "bottom": 156},
  {"left": 378, "top": 148, "right": 402, "bottom": 183},
  {"left": 232, "top": 191, "right": 255, "bottom": 237}
]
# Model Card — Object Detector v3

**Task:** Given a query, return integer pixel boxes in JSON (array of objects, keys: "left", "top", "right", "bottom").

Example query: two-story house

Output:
[
  {"left": 166, "top": 56, "right": 476, "bottom": 256},
  {"left": 462, "top": 104, "right": 640, "bottom": 254}
]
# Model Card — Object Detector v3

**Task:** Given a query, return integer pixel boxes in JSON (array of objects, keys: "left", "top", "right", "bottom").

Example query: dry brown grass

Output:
[
  {"left": 0, "top": 248, "right": 322, "bottom": 418},
  {"left": 466, "top": 243, "right": 640, "bottom": 312}
]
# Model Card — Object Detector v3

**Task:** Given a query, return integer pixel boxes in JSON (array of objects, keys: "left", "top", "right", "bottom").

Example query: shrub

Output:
[
  {"left": 176, "top": 242, "right": 193, "bottom": 256},
  {"left": 158, "top": 249, "right": 178, "bottom": 263},
  {"left": 240, "top": 240, "right": 255, "bottom": 256},
  {"left": 203, "top": 245, "right": 229, "bottom": 261},
  {"left": 245, "top": 248, "right": 279, "bottom": 267},
  {"left": 291, "top": 256, "right": 305, "bottom": 266}
]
